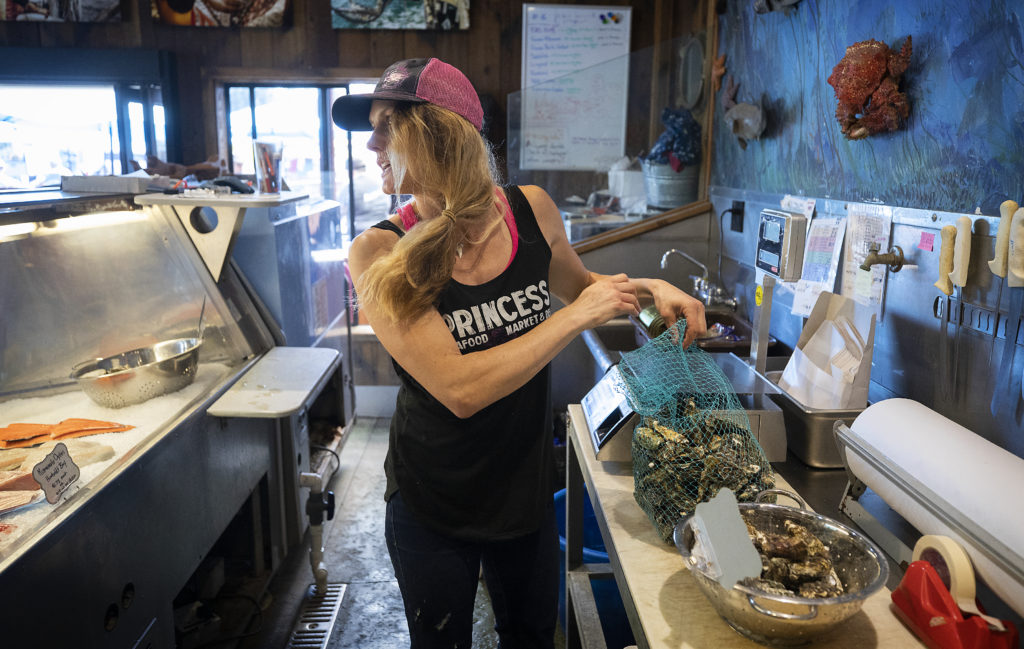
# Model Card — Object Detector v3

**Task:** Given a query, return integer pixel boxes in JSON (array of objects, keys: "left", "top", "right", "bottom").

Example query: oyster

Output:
[
  {"left": 632, "top": 408, "right": 775, "bottom": 543},
  {"left": 741, "top": 513, "right": 846, "bottom": 598},
  {"left": 740, "top": 577, "right": 793, "bottom": 596},
  {"left": 762, "top": 556, "right": 791, "bottom": 584},
  {"left": 799, "top": 578, "right": 845, "bottom": 598},
  {"left": 785, "top": 519, "right": 828, "bottom": 558},
  {"left": 788, "top": 555, "right": 834, "bottom": 582}
]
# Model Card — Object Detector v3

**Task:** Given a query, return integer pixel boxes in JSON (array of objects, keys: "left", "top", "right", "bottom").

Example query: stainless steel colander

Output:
[
  {"left": 673, "top": 491, "right": 888, "bottom": 646},
  {"left": 70, "top": 337, "right": 202, "bottom": 408}
]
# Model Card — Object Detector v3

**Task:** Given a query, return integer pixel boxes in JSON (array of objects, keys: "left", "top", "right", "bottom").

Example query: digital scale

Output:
[
  {"left": 580, "top": 364, "right": 639, "bottom": 460},
  {"left": 751, "top": 208, "right": 806, "bottom": 375},
  {"left": 756, "top": 208, "right": 806, "bottom": 282}
]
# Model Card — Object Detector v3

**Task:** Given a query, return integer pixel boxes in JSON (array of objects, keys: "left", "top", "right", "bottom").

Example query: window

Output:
[
  {"left": 0, "top": 85, "right": 118, "bottom": 190},
  {"left": 123, "top": 83, "right": 167, "bottom": 171},
  {"left": 225, "top": 82, "right": 391, "bottom": 241},
  {"left": 0, "top": 82, "right": 167, "bottom": 191}
]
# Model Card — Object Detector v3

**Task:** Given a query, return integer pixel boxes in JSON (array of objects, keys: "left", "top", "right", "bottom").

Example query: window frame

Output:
[
  {"left": 222, "top": 80, "right": 376, "bottom": 241},
  {"left": 0, "top": 47, "right": 176, "bottom": 192}
]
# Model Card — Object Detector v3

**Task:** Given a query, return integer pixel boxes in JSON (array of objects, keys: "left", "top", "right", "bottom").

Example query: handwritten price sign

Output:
[{"left": 32, "top": 443, "right": 81, "bottom": 504}]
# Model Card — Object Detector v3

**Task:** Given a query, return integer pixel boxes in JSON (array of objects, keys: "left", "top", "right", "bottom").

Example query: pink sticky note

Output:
[{"left": 918, "top": 231, "right": 935, "bottom": 251}]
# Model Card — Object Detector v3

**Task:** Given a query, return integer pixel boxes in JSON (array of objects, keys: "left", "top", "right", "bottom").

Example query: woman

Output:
[{"left": 333, "top": 58, "right": 705, "bottom": 648}]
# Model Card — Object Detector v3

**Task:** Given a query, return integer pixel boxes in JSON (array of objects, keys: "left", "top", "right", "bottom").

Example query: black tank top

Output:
[{"left": 373, "top": 186, "right": 555, "bottom": 540}]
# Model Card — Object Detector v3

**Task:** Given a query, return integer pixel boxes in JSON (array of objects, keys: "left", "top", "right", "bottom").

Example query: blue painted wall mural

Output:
[{"left": 711, "top": 0, "right": 1024, "bottom": 216}]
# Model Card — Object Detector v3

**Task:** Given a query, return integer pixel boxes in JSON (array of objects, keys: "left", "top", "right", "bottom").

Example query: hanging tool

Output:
[
  {"left": 991, "top": 207, "right": 1024, "bottom": 416},
  {"left": 988, "top": 200, "right": 1017, "bottom": 361},
  {"left": 949, "top": 216, "right": 972, "bottom": 395},
  {"left": 934, "top": 225, "right": 956, "bottom": 400}
]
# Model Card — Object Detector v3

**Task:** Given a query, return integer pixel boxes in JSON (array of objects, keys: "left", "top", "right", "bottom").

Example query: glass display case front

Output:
[{"left": 0, "top": 203, "right": 265, "bottom": 566}]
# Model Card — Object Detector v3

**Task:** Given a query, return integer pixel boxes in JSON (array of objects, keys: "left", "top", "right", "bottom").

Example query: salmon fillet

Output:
[
  {"left": 0, "top": 423, "right": 53, "bottom": 443},
  {"left": 50, "top": 418, "right": 134, "bottom": 440},
  {"left": 0, "top": 434, "right": 51, "bottom": 449}
]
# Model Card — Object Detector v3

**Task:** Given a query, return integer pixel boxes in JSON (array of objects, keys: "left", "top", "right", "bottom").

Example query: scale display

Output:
[
  {"left": 581, "top": 365, "right": 635, "bottom": 452},
  {"left": 755, "top": 209, "right": 806, "bottom": 282}
]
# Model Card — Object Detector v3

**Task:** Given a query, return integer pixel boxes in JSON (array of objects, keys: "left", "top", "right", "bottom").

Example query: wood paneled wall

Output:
[{"left": 0, "top": 0, "right": 707, "bottom": 166}]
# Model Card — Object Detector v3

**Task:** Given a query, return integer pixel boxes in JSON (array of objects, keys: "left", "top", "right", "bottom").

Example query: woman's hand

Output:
[
  {"left": 647, "top": 279, "right": 707, "bottom": 348},
  {"left": 567, "top": 273, "right": 641, "bottom": 329}
]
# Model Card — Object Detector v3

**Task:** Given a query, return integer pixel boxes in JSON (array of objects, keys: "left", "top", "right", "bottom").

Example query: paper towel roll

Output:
[{"left": 846, "top": 399, "right": 1024, "bottom": 618}]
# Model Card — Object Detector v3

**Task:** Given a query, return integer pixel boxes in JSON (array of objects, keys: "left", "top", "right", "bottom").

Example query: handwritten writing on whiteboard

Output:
[
  {"left": 523, "top": 10, "right": 630, "bottom": 86},
  {"left": 520, "top": 5, "right": 632, "bottom": 171}
]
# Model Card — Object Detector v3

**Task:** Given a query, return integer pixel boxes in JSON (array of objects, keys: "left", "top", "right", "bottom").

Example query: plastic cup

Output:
[{"left": 253, "top": 140, "right": 283, "bottom": 193}]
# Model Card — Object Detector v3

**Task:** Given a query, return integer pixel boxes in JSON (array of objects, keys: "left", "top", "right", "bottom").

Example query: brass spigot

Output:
[{"left": 859, "top": 243, "right": 905, "bottom": 272}]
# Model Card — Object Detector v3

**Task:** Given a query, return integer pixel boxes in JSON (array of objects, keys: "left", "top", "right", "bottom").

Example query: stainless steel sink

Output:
[
  {"left": 582, "top": 309, "right": 773, "bottom": 360},
  {"left": 578, "top": 317, "right": 788, "bottom": 461},
  {"left": 699, "top": 308, "right": 779, "bottom": 352}
]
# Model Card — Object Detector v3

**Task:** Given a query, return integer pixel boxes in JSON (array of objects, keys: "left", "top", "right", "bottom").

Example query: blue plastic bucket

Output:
[{"left": 554, "top": 488, "right": 635, "bottom": 649}]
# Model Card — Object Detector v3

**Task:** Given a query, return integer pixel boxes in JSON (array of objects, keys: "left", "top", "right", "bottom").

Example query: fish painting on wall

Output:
[{"left": 331, "top": 0, "right": 469, "bottom": 30}]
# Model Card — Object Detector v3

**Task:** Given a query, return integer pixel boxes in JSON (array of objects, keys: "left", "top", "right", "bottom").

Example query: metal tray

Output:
[{"left": 763, "top": 370, "right": 865, "bottom": 468}]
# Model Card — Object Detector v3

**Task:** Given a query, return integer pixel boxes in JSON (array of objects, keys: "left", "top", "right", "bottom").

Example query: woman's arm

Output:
[
  {"left": 520, "top": 185, "right": 707, "bottom": 348},
  {"left": 348, "top": 226, "right": 640, "bottom": 418}
]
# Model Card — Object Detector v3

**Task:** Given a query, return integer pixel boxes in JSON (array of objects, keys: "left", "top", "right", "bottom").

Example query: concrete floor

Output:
[{"left": 238, "top": 415, "right": 567, "bottom": 649}]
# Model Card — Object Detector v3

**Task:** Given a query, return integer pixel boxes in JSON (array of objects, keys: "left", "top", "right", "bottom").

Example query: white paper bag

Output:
[
  {"left": 777, "top": 292, "right": 875, "bottom": 409},
  {"left": 608, "top": 156, "right": 646, "bottom": 215}
]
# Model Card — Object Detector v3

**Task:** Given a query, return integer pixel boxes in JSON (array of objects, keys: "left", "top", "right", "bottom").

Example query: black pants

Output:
[{"left": 385, "top": 491, "right": 559, "bottom": 649}]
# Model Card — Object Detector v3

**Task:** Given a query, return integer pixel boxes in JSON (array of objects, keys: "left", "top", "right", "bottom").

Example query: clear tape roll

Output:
[{"left": 913, "top": 534, "right": 1005, "bottom": 631}]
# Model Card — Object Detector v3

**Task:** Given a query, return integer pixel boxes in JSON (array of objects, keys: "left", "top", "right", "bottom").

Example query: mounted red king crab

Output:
[{"left": 827, "top": 36, "right": 912, "bottom": 140}]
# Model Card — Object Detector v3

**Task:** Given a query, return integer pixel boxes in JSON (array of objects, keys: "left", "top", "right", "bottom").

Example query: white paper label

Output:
[{"left": 32, "top": 442, "right": 81, "bottom": 504}]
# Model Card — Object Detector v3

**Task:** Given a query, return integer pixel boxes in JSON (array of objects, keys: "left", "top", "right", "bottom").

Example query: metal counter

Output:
[{"left": 563, "top": 403, "right": 921, "bottom": 649}]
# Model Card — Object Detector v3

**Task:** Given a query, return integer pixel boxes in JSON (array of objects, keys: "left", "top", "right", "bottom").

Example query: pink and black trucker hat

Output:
[{"left": 331, "top": 58, "right": 483, "bottom": 132}]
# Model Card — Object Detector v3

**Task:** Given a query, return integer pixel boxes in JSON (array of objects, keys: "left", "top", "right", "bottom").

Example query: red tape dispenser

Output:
[{"left": 891, "top": 535, "right": 1019, "bottom": 649}]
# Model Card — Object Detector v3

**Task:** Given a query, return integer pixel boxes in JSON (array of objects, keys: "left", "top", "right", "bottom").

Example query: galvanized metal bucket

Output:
[{"left": 642, "top": 160, "right": 698, "bottom": 209}]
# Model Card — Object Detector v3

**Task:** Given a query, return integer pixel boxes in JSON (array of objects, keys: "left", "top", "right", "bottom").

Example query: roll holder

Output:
[{"left": 832, "top": 419, "right": 1024, "bottom": 590}]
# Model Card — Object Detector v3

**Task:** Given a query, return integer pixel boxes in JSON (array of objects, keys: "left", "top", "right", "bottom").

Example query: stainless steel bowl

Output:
[
  {"left": 673, "top": 492, "right": 888, "bottom": 646},
  {"left": 70, "top": 338, "right": 202, "bottom": 408}
]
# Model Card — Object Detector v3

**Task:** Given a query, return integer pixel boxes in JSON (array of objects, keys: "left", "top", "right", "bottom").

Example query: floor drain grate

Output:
[{"left": 286, "top": 583, "right": 347, "bottom": 649}]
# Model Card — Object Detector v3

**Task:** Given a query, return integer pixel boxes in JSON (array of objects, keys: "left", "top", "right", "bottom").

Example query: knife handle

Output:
[
  {"left": 949, "top": 216, "right": 972, "bottom": 288},
  {"left": 934, "top": 224, "right": 956, "bottom": 295},
  {"left": 988, "top": 199, "right": 1018, "bottom": 277},
  {"left": 1009, "top": 207, "right": 1024, "bottom": 289}
]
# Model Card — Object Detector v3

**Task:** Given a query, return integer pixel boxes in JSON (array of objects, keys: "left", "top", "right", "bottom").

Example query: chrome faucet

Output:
[
  {"left": 660, "top": 248, "right": 709, "bottom": 282},
  {"left": 660, "top": 248, "right": 738, "bottom": 310}
]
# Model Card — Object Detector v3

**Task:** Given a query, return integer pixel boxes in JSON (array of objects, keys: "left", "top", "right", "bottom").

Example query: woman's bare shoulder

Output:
[
  {"left": 516, "top": 184, "right": 553, "bottom": 203},
  {"left": 348, "top": 218, "right": 402, "bottom": 271}
]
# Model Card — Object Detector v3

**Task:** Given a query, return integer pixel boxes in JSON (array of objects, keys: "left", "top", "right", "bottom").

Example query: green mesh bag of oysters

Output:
[{"left": 613, "top": 320, "right": 775, "bottom": 542}]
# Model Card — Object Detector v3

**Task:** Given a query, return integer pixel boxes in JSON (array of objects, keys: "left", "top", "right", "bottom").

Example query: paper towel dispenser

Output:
[{"left": 834, "top": 399, "right": 1024, "bottom": 619}]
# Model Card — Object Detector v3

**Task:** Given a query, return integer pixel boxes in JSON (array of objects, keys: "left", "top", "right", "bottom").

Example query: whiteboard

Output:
[{"left": 519, "top": 4, "right": 632, "bottom": 171}]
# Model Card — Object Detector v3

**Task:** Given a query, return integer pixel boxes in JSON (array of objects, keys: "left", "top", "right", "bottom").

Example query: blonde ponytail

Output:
[{"left": 355, "top": 103, "right": 501, "bottom": 324}]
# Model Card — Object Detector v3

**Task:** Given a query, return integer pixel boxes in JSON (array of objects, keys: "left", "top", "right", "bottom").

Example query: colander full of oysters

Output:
[{"left": 673, "top": 489, "right": 888, "bottom": 646}]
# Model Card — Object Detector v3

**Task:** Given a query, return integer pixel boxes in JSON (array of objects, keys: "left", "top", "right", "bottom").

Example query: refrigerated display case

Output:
[{"left": 0, "top": 190, "right": 351, "bottom": 647}]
